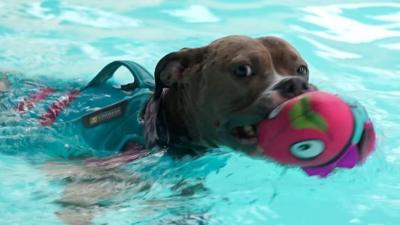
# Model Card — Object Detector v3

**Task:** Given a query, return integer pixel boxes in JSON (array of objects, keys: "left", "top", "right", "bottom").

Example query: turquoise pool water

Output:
[{"left": 1, "top": 1, "right": 399, "bottom": 225}]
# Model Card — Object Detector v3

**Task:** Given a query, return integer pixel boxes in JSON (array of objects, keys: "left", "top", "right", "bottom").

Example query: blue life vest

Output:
[
  {"left": 57, "top": 61, "right": 155, "bottom": 152},
  {"left": 2, "top": 61, "right": 154, "bottom": 154}
]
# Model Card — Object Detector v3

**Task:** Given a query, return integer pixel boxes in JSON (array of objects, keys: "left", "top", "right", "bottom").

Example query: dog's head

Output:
[{"left": 145, "top": 35, "right": 312, "bottom": 155}]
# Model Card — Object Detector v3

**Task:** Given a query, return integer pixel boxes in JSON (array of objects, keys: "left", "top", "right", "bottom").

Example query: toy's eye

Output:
[
  {"left": 233, "top": 64, "right": 253, "bottom": 77},
  {"left": 290, "top": 140, "right": 325, "bottom": 159}
]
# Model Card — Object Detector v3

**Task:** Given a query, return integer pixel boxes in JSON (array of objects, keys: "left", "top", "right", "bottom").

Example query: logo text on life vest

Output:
[{"left": 83, "top": 101, "right": 128, "bottom": 127}]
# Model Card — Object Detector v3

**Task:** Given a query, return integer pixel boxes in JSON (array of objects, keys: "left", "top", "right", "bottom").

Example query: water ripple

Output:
[
  {"left": 26, "top": 2, "right": 141, "bottom": 28},
  {"left": 164, "top": 5, "right": 220, "bottom": 23},
  {"left": 295, "top": 3, "right": 400, "bottom": 44},
  {"left": 300, "top": 36, "right": 361, "bottom": 59}
]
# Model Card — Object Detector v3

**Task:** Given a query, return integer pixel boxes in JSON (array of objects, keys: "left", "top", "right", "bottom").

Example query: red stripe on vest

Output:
[
  {"left": 39, "top": 90, "right": 80, "bottom": 126},
  {"left": 15, "top": 87, "right": 55, "bottom": 113}
]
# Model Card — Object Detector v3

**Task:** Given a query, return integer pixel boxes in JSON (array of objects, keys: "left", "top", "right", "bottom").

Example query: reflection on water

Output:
[
  {"left": 298, "top": 3, "right": 400, "bottom": 43},
  {"left": 165, "top": 5, "right": 220, "bottom": 23},
  {"left": 27, "top": 2, "right": 141, "bottom": 28},
  {"left": 1, "top": 1, "right": 400, "bottom": 225}
]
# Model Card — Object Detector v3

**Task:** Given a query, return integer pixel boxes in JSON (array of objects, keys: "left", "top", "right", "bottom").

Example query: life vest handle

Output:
[{"left": 82, "top": 61, "right": 155, "bottom": 91}]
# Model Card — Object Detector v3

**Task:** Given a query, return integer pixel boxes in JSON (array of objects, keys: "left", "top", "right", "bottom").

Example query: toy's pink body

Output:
[{"left": 257, "top": 91, "right": 376, "bottom": 177}]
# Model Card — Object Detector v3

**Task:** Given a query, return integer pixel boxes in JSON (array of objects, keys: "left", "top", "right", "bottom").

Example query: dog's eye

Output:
[
  {"left": 296, "top": 65, "right": 308, "bottom": 76},
  {"left": 233, "top": 64, "right": 253, "bottom": 77}
]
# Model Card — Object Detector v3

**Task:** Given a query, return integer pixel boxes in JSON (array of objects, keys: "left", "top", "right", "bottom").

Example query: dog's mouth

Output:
[{"left": 231, "top": 124, "right": 258, "bottom": 145}]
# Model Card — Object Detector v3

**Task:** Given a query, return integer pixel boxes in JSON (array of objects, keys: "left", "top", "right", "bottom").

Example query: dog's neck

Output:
[
  {"left": 161, "top": 89, "right": 190, "bottom": 141},
  {"left": 147, "top": 88, "right": 210, "bottom": 156},
  {"left": 143, "top": 83, "right": 216, "bottom": 154},
  {"left": 160, "top": 87, "right": 216, "bottom": 147}
]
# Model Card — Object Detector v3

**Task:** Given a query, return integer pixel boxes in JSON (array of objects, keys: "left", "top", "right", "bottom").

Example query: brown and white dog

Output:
[{"left": 143, "top": 35, "right": 310, "bottom": 157}]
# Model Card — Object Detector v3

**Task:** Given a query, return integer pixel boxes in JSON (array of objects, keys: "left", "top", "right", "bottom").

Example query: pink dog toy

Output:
[{"left": 257, "top": 91, "right": 376, "bottom": 177}]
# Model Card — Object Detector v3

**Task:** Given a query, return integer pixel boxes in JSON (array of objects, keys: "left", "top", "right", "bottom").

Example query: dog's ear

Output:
[
  {"left": 154, "top": 47, "right": 205, "bottom": 92},
  {"left": 143, "top": 47, "right": 205, "bottom": 148}
]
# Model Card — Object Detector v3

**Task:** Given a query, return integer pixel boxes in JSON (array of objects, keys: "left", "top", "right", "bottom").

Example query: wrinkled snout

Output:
[
  {"left": 273, "top": 77, "right": 309, "bottom": 99},
  {"left": 250, "top": 77, "right": 310, "bottom": 117}
]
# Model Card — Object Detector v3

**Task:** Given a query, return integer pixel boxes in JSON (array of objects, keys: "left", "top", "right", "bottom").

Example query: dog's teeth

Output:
[
  {"left": 232, "top": 125, "right": 258, "bottom": 145},
  {"left": 237, "top": 137, "right": 258, "bottom": 145},
  {"left": 243, "top": 125, "right": 256, "bottom": 137}
]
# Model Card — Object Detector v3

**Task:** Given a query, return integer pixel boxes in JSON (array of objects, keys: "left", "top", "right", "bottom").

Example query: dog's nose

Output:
[{"left": 273, "top": 77, "right": 309, "bottom": 99}]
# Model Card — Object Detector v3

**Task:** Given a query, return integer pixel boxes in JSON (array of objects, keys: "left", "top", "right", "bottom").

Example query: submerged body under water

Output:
[{"left": 1, "top": 1, "right": 400, "bottom": 225}]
